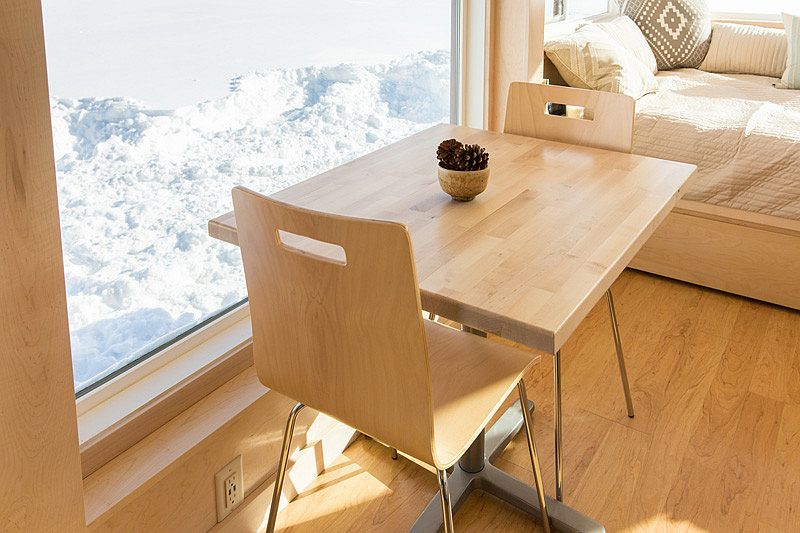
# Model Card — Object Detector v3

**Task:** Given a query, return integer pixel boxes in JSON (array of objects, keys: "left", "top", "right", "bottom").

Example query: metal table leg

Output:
[
  {"left": 410, "top": 400, "right": 604, "bottom": 533},
  {"left": 554, "top": 349, "right": 564, "bottom": 502}
]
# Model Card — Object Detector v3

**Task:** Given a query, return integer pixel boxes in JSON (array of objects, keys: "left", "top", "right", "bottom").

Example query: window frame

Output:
[
  {"left": 544, "top": 0, "right": 617, "bottom": 40},
  {"left": 74, "top": 0, "right": 466, "bottom": 474},
  {"left": 548, "top": 0, "right": 616, "bottom": 23}
]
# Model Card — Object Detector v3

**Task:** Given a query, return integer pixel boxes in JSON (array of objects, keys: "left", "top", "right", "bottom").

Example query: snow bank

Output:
[{"left": 54, "top": 50, "right": 450, "bottom": 390}]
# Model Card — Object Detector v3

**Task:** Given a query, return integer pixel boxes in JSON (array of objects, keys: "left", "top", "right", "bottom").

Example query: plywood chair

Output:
[
  {"left": 232, "top": 186, "right": 551, "bottom": 533},
  {"left": 505, "top": 81, "right": 636, "bottom": 500}
]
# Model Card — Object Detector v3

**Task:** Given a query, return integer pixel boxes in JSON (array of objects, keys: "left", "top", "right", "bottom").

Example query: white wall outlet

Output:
[{"left": 215, "top": 455, "right": 244, "bottom": 522}]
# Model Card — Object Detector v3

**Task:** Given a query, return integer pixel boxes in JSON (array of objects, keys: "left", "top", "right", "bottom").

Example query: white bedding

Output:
[{"left": 633, "top": 69, "right": 800, "bottom": 220}]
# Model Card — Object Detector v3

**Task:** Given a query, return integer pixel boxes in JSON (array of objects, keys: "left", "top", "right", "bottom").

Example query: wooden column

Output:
[
  {"left": 0, "top": 1, "right": 85, "bottom": 531},
  {"left": 486, "top": 0, "right": 545, "bottom": 131}
]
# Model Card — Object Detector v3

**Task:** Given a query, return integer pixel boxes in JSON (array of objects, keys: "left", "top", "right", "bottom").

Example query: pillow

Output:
[
  {"left": 782, "top": 12, "right": 800, "bottom": 89},
  {"left": 594, "top": 15, "right": 658, "bottom": 74},
  {"left": 701, "top": 22, "right": 787, "bottom": 78},
  {"left": 545, "top": 24, "right": 658, "bottom": 99},
  {"left": 621, "top": 0, "right": 712, "bottom": 70}
]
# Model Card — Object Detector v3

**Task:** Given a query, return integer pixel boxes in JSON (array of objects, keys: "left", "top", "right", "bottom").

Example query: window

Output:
[
  {"left": 548, "top": 0, "right": 612, "bottom": 22},
  {"left": 42, "top": 0, "right": 455, "bottom": 395},
  {"left": 708, "top": 1, "right": 793, "bottom": 16}
]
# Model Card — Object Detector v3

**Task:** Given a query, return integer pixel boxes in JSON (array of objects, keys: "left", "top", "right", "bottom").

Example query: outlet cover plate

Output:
[{"left": 215, "top": 455, "right": 244, "bottom": 522}]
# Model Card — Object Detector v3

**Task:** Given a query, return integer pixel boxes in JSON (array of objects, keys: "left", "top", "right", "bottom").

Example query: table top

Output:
[{"left": 209, "top": 123, "right": 695, "bottom": 354}]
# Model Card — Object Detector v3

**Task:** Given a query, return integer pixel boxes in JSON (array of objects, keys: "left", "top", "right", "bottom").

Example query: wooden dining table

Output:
[{"left": 208, "top": 123, "right": 696, "bottom": 532}]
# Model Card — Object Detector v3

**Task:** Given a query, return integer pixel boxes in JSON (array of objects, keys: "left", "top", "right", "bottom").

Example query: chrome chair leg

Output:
[
  {"left": 553, "top": 350, "right": 563, "bottom": 502},
  {"left": 517, "top": 380, "right": 552, "bottom": 533},
  {"left": 266, "top": 402, "right": 305, "bottom": 533},
  {"left": 606, "top": 290, "right": 635, "bottom": 418},
  {"left": 437, "top": 469, "right": 455, "bottom": 533}
]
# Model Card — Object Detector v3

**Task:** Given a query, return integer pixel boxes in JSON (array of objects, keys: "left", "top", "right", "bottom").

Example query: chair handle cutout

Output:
[
  {"left": 276, "top": 229, "right": 347, "bottom": 266},
  {"left": 545, "top": 102, "right": 595, "bottom": 120}
]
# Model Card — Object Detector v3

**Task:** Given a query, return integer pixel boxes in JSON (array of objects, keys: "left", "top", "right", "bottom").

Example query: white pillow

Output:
[
  {"left": 593, "top": 15, "right": 658, "bottom": 74},
  {"left": 700, "top": 22, "right": 787, "bottom": 78},
  {"left": 782, "top": 12, "right": 800, "bottom": 89},
  {"left": 545, "top": 24, "right": 658, "bottom": 99}
]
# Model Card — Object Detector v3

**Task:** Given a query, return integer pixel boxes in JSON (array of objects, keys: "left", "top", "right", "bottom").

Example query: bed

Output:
[
  {"left": 628, "top": 67, "right": 800, "bottom": 310},
  {"left": 541, "top": 19, "right": 800, "bottom": 310}
]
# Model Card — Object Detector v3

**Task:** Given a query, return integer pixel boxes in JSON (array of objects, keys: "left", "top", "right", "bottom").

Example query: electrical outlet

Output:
[{"left": 215, "top": 455, "right": 244, "bottom": 522}]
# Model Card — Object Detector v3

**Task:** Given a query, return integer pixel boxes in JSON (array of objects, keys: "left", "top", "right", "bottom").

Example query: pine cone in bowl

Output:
[
  {"left": 454, "top": 143, "right": 489, "bottom": 172},
  {"left": 436, "top": 139, "right": 464, "bottom": 170},
  {"left": 435, "top": 139, "right": 491, "bottom": 201}
]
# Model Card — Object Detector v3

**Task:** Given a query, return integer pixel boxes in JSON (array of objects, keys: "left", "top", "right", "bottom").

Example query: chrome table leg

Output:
[
  {"left": 606, "top": 290, "right": 635, "bottom": 418},
  {"left": 554, "top": 349, "right": 564, "bottom": 502}
]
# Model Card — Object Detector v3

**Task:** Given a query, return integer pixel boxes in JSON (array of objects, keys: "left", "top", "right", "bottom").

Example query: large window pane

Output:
[
  {"left": 42, "top": 0, "right": 452, "bottom": 393},
  {"left": 708, "top": 1, "right": 794, "bottom": 15}
]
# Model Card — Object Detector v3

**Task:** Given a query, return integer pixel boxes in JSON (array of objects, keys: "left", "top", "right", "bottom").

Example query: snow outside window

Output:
[{"left": 42, "top": 0, "right": 452, "bottom": 394}]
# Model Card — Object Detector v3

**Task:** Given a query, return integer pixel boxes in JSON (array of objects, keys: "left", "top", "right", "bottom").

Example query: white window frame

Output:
[
  {"left": 548, "top": 0, "right": 616, "bottom": 22},
  {"left": 76, "top": 303, "right": 252, "bottom": 444},
  {"left": 544, "top": 0, "right": 618, "bottom": 40},
  {"left": 76, "top": 1, "right": 467, "bottom": 454}
]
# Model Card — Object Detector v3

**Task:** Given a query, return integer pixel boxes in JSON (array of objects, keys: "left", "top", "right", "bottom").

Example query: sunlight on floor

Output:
[
  {"left": 271, "top": 457, "right": 390, "bottom": 530},
  {"left": 619, "top": 513, "right": 711, "bottom": 533}
]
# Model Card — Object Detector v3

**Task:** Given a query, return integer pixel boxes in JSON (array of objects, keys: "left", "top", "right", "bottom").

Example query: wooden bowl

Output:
[{"left": 437, "top": 165, "right": 490, "bottom": 201}]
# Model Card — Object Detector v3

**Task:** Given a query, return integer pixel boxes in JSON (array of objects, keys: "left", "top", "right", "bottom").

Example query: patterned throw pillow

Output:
[
  {"left": 621, "top": 0, "right": 712, "bottom": 70},
  {"left": 782, "top": 12, "right": 800, "bottom": 89},
  {"left": 545, "top": 24, "right": 659, "bottom": 99}
]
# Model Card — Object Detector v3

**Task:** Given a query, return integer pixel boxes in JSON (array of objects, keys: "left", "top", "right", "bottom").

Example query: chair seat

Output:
[{"left": 424, "top": 321, "right": 539, "bottom": 469}]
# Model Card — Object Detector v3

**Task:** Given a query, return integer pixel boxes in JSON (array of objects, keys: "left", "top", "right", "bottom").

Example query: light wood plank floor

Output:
[{"left": 276, "top": 270, "right": 800, "bottom": 532}]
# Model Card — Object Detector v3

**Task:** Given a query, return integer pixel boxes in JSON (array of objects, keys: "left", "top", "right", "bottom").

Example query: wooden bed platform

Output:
[
  {"left": 542, "top": 15, "right": 800, "bottom": 312},
  {"left": 629, "top": 200, "right": 800, "bottom": 311}
]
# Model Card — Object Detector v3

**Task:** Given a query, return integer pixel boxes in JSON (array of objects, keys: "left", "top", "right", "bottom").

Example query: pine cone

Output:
[
  {"left": 436, "top": 138, "right": 463, "bottom": 170},
  {"left": 455, "top": 143, "right": 489, "bottom": 171}
]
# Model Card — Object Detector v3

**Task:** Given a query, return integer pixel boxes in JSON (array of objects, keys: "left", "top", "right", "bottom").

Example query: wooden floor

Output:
[{"left": 276, "top": 270, "right": 800, "bottom": 532}]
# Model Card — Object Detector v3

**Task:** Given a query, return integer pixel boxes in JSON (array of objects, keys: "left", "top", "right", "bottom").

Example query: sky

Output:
[{"left": 41, "top": 0, "right": 451, "bottom": 108}]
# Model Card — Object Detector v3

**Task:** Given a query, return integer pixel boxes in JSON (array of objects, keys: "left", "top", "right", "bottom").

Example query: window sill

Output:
[{"left": 77, "top": 304, "right": 253, "bottom": 476}]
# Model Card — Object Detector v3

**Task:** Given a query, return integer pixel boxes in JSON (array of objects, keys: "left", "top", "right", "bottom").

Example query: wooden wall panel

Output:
[
  {"left": 84, "top": 367, "right": 357, "bottom": 532},
  {"left": 486, "top": 0, "right": 545, "bottom": 131},
  {"left": 0, "top": 1, "right": 85, "bottom": 531}
]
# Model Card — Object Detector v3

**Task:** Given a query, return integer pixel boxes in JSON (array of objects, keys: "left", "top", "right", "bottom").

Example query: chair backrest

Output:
[
  {"left": 504, "top": 82, "right": 635, "bottom": 153},
  {"left": 232, "top": 186, "right": 437, "bottom": 465}
]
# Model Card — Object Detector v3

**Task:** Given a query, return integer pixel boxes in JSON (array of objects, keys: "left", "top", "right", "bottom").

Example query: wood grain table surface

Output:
[{"left": 209, "top": 123, "right": 696, "bottom": 355}]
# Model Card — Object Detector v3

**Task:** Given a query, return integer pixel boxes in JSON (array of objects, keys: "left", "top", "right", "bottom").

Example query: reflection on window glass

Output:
[{"left": 42, "top": 0, "right": 451, "bottom": 393}]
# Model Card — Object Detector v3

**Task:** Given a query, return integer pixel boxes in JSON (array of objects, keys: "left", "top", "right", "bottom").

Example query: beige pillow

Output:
[
  {"left": 545, "top": 24, "right": 658, "bottom": 99},
  {"left": 593, "top": 15, "right": 658, "bottom": 74},
  {"left": 701, "top": 22, "right": 787, "bottom": 78},
  {"left": 781, "top": 12, "right": 800, "bottom": 89}
]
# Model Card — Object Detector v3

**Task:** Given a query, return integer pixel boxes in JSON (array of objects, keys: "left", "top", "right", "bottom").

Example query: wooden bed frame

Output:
[
  {"left": 542, "top": 18, "right": 800, "bottom": 311},
  {"left": 630, "top": 201, "right": 800, "bottom": 310}
]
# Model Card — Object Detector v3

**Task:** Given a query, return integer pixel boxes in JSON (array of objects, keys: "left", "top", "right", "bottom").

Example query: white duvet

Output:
[{"left": 633, "top": 69, "right": 800, "bottom": 220}]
